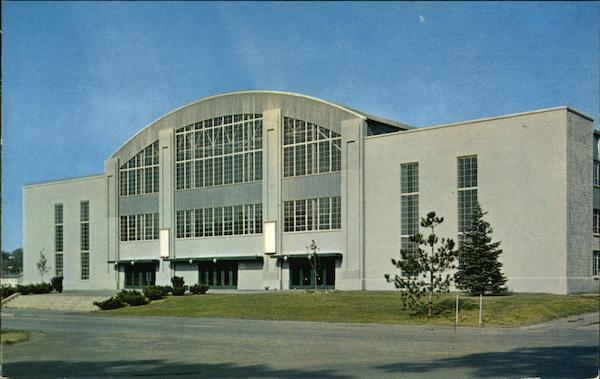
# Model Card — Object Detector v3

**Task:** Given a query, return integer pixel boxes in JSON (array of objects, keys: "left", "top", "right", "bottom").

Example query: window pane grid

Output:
[
  {"left": 54, "top": 204, "right": 63, "bottom": 252},
  {"left": 176, "top": 203, "right": 263, "bottom": 239},
  {"left": 175, "top": 115, "right": 263, "bottom": 190},
  {"left": 458, "top": 156, "right": 478, "bottom": 241},
  {"left": 283, "top": 117, "right": 341, "bottom": 178},
  {"left": 120, "top": 141, "right": 160, "bottom": 196},
  {"left": 283, "top": 196, "right": 341, "bottom": 232},
  {"left": 120, "top": 213, "right": 160, "bottom": 241}
]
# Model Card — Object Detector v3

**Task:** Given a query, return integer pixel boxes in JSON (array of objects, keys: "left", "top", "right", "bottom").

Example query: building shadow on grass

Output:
[
  {"left": 375, "top": 345, "right": 598, "bottom": 378},
  {"left": 3, "top": 359, "right": 351, "bottom": 378}
]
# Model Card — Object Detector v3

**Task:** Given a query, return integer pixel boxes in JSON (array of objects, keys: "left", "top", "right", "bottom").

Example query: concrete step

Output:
[{"left": 4, "top": 293, "right": 111, "bottom": 312}]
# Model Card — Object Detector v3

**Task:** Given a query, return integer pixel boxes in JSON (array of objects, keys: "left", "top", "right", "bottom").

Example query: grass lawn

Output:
[
  {"left": 104, "top": 291, "right": 599, "bottom": 326},
  {"left": 1, "top": 330, "right": 30, "bottom": 345}
]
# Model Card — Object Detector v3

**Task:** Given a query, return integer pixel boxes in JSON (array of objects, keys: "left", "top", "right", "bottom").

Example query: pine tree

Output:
[
  {"left": 455, "top": 202, "right": 507, "bottom": 295},
  {"left": 385, "top": 211, "right": 458, "bottom": 317}
]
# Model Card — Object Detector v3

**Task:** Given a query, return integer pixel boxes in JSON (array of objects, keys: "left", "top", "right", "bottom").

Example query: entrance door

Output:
[
  {"left": 289, "top": 256, "right": 335, "bottom": 289},
  {"left": 124, "top": 262, "right": 156, "bottom": 289},
  {"left": 198, "top": 261, "right": 238, "bottom": 289}
]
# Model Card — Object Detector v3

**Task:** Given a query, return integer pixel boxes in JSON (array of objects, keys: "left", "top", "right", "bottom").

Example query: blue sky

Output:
[{"left": 3, "top": 2, "right": 599, "bottom": 251}]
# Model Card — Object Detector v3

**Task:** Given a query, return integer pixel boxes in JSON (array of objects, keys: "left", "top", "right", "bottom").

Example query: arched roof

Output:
[{"left": 110, "top": 90, "right": 411, "bottom": 163}]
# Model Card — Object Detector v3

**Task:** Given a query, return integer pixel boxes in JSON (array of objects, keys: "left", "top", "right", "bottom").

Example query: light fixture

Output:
[
  {"left": 283, "top": 255, "right": 288, "bottom": 262},
  {"left": 213, "top": 258, "right": 217, "bottom": 263},
  {"left": 189, "top": 259, "right": 193, "bottom": 264},
  {"left": 130, "top": 260, "right": 135, "bottom": 266}
]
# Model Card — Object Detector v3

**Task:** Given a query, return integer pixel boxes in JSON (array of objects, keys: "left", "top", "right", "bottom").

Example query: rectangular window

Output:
[
  {"left": 195, "top": 209, "right": 204, "bottom": 238},
  {"left": 295, "top": 200, "right": 307, "bottom": 231},
  {"left": 55, "top": 253, "right": 63, "bottom": 277},
  {"left": 595, "top": 161, "right": 600, "bottom": 187},
  {"left": 401, "top": 163, "right": 419, "bottom": 254},
  {"left": 80, "top": 201, "right": 90, "bottom": 251},
  {"left": 234, "top": 205, "right": 243, "bottom": 235},
  {"left": 176, "top": 211, "right": 184, "bottom": 239},
  {"left": 54, "top": 204, "right": 64, "bottom": 253},
  {"left": 81, "top": 251, "right": 89, "bottom": 280},
  {"left": 594, "top": 209, "right": 600, "bottom": 235},
  {"left": 204, "top": 208, "right": 213, "bottom": 237},
  {"left": 319, "top": 197, "right": 331, "bottom": 230},
  {"left": 284, "top": 201, "right": 294, "bottom": 232},
  {"left": 214, "top": 207, "right": 223, "bottom": 236},
  {"left": 223, "top": 206, "right": 233, "bottom": 236},
  {"left": 458, "top": 156, "right": 478, "bottom": 241},
  {"left": 594, "top": 251, "right": 600, "bottom": 277}
]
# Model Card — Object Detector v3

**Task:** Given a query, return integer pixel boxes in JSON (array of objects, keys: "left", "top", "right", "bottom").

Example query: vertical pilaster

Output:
[
  {"left": 341, "top": 118, "right": 366, "bottom": 290},
  {"left": 159, "top": 128, "right": 175, "bottom": 284},
  {"left": 105, "top": 158, "right": 119, "bottom": 280},
  {"left": 262, "top": 108, "right": 282, "bottom": 288}
]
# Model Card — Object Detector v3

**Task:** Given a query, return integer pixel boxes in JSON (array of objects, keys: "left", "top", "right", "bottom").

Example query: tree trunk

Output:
[{"left": 428, "top": 271, "right": 433, "bottom": 317}]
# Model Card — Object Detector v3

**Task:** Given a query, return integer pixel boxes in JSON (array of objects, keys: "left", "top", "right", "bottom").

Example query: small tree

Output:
[
  {"left": 36, "top": 250, "right": 51, "bottom": 282},
  {"left": 306, "top": 240, "right": 320, "bottom": 291},
  {"left": 455, "top": 202, "right": 507, "bottom": 295},
  {"left": 385, "top": 211, "right": 458, "bottom": 317}
]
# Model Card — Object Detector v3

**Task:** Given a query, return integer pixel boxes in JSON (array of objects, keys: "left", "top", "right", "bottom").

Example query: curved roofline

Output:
[{"left": 110, "top": 90, "right": 376, "bottom": 159}]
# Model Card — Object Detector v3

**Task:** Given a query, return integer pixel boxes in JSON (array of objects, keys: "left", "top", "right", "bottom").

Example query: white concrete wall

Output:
[
  {"left": 23, "top": 175, "right": 115, "bottom": 290},
  {"left": 238, "top": 260, "right": 264, "bottom": 290},
  {"left": 565, "top": 112, "right": 596, "bottom": 292},
  {"left": 364, "top": 108, "right": 572, "bottom": 294}
]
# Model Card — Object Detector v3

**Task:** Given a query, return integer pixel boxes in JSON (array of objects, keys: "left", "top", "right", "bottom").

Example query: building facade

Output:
[{"left": 22, "top": 91, "right": 599, "bottom": 294}]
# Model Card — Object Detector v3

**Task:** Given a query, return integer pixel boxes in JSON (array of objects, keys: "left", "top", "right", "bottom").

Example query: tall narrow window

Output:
[
  {"left": 401, "top": 163, "right": 419, "bottom": 254},
  {"left": 595, "top": 161, "right": 600, "bottom": 187},
  {"left": 594, "top": 209, "right": 600, "bottom": 235},
  {"left": 593, "top": 251, "right": 600, "bottom": 277},
  {"left": 55, "top": 204, "right": 63, "bottom": 276},
  {"left": 80, "top": 201, "right": 90, "bottom": 280},
  {"left": 458, "top": 156, "right": 478, "bottom": 243}
]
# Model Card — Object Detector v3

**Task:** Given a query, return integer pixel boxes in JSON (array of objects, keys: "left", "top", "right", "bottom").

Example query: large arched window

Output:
[
  {"left": 175, "top": 114, "right": 263, "bottom": 190},
  {"left": 282, "top": 117, "right": 341, "bottom": 177},
  {"left": 119, "top": 141, "right": 159, "bottom": 196}
]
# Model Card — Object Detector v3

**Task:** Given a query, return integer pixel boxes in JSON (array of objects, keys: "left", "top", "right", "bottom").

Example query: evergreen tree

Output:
[
  {"left": 455, "top": 202, "right": 507, "bottom": 295},
  {"left": 385, "top": 211, "right": 458, "bottom": 317}
]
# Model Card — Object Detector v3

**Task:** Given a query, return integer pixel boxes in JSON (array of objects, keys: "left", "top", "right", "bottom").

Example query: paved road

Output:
[{"left": 2, "top": 309, "right": 598, "bottom": 378}]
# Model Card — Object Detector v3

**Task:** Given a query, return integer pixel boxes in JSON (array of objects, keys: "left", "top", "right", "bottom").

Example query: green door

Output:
[
  {"left": 289, "top": 257, "right": 335, "bottom": 289},
  {"left": 124, "top": 263, "right": 156, "bottom": 289},
  {"left": 198, "top": 261, "right": 238, "bottom": 289}
]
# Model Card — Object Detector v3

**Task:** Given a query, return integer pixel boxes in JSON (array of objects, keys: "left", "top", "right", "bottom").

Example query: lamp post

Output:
[{"left": 306, "top": 240, "right": 319, "bottom": 291}]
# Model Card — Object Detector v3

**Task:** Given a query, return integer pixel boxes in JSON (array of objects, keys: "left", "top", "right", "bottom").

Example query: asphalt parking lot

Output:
[{"left": 2, "top": 308, "right": 598, "bottom": 378}]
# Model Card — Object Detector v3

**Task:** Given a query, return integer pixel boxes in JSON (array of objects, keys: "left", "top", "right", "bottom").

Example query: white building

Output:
[{"left": 22, "top": 91, "right": 599, "bottom": 293}]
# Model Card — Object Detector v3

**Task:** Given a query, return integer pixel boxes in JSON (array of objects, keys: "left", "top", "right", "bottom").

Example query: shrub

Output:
[
  {"left": 17, "top": 283, "right": 53, "bottom": 295},
  {"left": 155, "top": 285, "right": 172, "bottom": 297},
  {"left": 171, "top": 276, "right": 185, "bottom": 288},
  {"left": 32, "top": 283, "right": 54, "bottom": 294},
  {"left": 93, "top": 297, "right": 125, "bottom": 310},
  {"left": 51, "top": 276, "right": 64, "bottom": 293},
  {"left": 189, "top": 283, "right": 209, "bottom": 295},
  {"left": 171, "top": 285, "right": 188, "bottom": 296},
  {"left": 16, "top": 284, "right": 31, "bottom": 295},
  {"left": 143, "top": 285, "right": 164, "bottom": 300},
  {"left": 116, "top": 290, "right": 148, "bottom": 306},
  {"left": 1, "top": 285, "right": 16, "bottom": 298}
]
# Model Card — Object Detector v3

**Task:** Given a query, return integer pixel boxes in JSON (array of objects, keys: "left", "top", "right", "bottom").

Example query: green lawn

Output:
[
  {"left": 1, "top": 330, "right": 30, "bottom": 345},
  {"left": 104, "top": 291, "right": 599, "bottom": 326}
]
